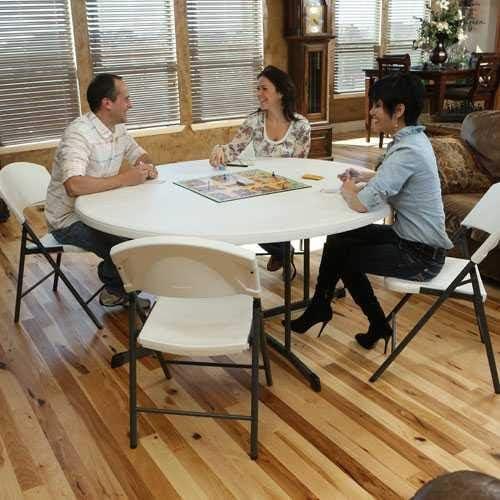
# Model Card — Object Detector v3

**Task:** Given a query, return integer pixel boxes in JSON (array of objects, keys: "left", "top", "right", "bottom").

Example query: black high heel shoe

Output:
[
  {"left": 355, "top": 324, "right": 393, "bottom": 354},
  {"left": 284, "top": 294, "right": 333, "bottom": 336}
]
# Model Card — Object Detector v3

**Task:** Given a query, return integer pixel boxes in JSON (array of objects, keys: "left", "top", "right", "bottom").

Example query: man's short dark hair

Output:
[
  {"left": 370, "top": 72, "right": 425, "bottom": 126},
  {"left": 86, "top": 73, "right": 123, "bottom": 113}
]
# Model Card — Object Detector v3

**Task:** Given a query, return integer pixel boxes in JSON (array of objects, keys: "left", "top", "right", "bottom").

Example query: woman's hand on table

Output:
[
  {"left": 338, "top": 167, "right": 375, "bottom": 184},
  {"left": 340, "top": 177, "right": 368, "bottom": 213},
  {"left": 209, "top": 145, "right": 226, "bottom": 168}
]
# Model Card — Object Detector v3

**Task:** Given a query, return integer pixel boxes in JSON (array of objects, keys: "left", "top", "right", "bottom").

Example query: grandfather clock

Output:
[{"left": 285, "top": 0, "right": 335, "bottom": 160}]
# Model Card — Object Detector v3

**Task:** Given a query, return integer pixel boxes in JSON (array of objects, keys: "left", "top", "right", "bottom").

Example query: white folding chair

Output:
[
  {"left": 111, "top": 235, "right": 273, "bottom": 459},
  {"left": 370, "top": 183, "right": 500, "bottom": 393},
  {"left": 0, "top": 162, "right": 103, "bottom": 329}
]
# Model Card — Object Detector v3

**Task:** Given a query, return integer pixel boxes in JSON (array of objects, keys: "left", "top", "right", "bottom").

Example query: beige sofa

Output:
[{"left": 429, "top": 110, "right": 500, "bottom": 282}]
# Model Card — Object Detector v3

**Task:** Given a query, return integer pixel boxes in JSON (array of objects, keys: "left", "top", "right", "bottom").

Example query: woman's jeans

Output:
[
  {"left": 52, "top": 221, "right": 128, "bottom": 294},
  {"left": 316, "top": 224, "right": 446, "bottom": 328}
]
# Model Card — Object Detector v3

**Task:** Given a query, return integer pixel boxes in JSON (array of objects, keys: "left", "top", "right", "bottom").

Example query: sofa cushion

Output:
[
  {"left": 430, "top": 136, "right": 491, "bottom": 194},
  {"left": 461, "top": 110, "right": 500, "bottom": 180},
  {"left": 443, "top": 193, "right": 487, "bottom": 242}
]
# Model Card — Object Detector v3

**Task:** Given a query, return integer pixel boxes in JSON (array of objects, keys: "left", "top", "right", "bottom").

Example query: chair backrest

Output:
[
  {"left": 461, "top": 182, "right": 500, "bottom": 264},
  {"left": 376, "top": 54, "right": 411, "bottom": 78},
  {"left": 111, "top": 236, "right": 261, "bottom": 299},
  {"left": 0, "top": 162, "right": 50, "bottom": 224},
  {"left": 470, "top": 52, "right": 500, "bottom": 101}
]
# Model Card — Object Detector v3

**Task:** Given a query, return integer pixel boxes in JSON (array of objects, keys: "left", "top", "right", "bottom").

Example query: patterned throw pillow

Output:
[
  {"left": 461, "top": 110, "right": 500, "bottom": 181},
  {"left": 429, "top": 136, "right": 491, "bottom": 194}
]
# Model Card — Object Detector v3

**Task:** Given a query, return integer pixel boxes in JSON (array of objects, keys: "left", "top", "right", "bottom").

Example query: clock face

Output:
[{"left": 305, "top": 2, "right": 325, "bottom": 34}]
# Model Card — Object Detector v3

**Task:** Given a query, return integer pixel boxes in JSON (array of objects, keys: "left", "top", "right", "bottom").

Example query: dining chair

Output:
[
  {"left": 367, "top": 54, "right": 411, "bottom": 148},
  {"left": 0, "top": 162, "right": 103, "bottom": 329},
  {"left": 370, "top": 183, "right": 500, "bottom": 394},
  {"left": 110, "top": 235, "right": 273, "bottom": 459},
  {"left": 444, "top": 52, "right": 500, "bottom": 112}
]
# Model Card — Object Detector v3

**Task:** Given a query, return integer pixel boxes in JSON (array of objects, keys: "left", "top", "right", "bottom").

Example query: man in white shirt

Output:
[{"left": 46, "top": 73, "right": 156, "bottom": 307}]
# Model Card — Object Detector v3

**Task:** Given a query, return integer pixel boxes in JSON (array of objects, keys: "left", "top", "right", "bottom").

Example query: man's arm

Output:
[
  {"left": 64, "top": 165, "right": 149, "bottom": 197},
  {"left": 124, "top": 133, "right": 158, "bottom": 179}
]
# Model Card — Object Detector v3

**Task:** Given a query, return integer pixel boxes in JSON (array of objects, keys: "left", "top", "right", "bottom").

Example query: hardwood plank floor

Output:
[{"left": 0, "top": 134, "right": 499, "bottom": 499}]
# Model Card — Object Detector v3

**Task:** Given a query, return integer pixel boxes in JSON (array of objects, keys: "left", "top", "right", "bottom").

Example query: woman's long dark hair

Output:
[{"left": 257, "top": 65, "right": 298, "bottom": 122}]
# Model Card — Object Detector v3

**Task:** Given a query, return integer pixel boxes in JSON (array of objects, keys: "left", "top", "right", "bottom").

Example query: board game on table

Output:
[{"left": 173, "top": 168, "right": 311, "bottom": 203}]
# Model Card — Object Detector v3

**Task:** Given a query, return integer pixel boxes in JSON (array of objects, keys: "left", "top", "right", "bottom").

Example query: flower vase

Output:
[{"left": 430, "top": 33, "right": 448, "bottom": 65}]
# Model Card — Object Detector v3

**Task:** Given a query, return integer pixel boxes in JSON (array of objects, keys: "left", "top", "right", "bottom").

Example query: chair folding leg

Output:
[
  {"left": 370, "top": 291, "right": 449, "bottom": 382},
  {"left": 250, "top": 303, "right": 261, "bottom": 460},
  {"left": 84, "top": 284, "right": 105, "bottom": 306},
  {"left": 370, "top": 263, "right": 475, "bottom": 382},
  {"left": 257, "top": 299, "right": 273, "bottom": 387},
  {"left": 128, "top": 293, "right": 139, "bottom": 449},
  {"left": 53, "top": 253, "right": 62, "bottom": 291},
  {"left": 470, "top": 268, "right": 500, "bottom": 393},
  {"left": 385, "top": 293, "right": 412, "bottom": 354},
  {"left": 23, "top": 224, "right": 103, "bottom": 329},
  {"left": 390, "top": 314, "right": 397, "bottom": 352},
  {"left": 14, "top": 227, "right": 27, "bottom": 323}
]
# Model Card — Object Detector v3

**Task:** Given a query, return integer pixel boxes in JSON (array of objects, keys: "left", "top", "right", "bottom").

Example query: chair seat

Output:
[
  {"left": 384, "top": 257, "right": 487, "bottom": 301},
  {"left": 27, "top": 233, "right": 87, "bottom": 253},
  {"left": 138, "top": 294, "right": 253, "bottom": 356}
]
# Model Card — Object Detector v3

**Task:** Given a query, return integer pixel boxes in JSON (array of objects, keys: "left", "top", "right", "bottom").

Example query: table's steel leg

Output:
[
  {"left": 111, "top": 347, "right": 154, "bottom": 368},
  {"left": 264, "top": 240, "right": 321, "bottom": 392},
  {"left": 303, "top": 239, "right": 310, "bottom": 303},
  {"left": 283, "top": 241, "right": 292, "bottom": 351}
]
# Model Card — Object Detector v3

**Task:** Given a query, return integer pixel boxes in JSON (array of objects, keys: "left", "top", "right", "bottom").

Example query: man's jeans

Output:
[{"left": 52, "top": 221, "right": 128, "bottom": 294}]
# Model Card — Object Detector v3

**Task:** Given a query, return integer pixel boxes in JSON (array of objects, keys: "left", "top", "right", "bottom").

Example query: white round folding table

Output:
[{"left": 75, "top": 158, "right": 389, "bottom": 390}]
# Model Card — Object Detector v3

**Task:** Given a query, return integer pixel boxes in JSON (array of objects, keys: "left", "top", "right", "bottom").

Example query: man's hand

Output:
[
  {"left": 137, "top": 160, "right": 158, "bottom": 179},
  {"left": 120, "top": 164, "right": 149, "bottom": 186}
]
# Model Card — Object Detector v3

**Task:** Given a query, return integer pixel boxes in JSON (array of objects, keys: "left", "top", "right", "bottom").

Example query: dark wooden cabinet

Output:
[
  {"left": 310, "top": 122, "right": 334, "bottom": 159},
  {"left": 285, "top": 0, "right": 334, "bottom": 160}
]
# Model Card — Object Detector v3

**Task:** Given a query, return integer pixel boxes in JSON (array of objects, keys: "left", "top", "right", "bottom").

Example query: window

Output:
[
  {"left": 0, "top": 0, "right": 80, "bottom": 146},
  {"left": 186, "top": 0, "right": 264, "bottom": 122},
  {"left": 334, "top": 0, "right": 381, "bottom": 94},
  {"left": 86, "top": 0, "right": 180, "bottom": 128},
  {"left": 334, "top": 0, "right": 425, "bottom": 93},
  {"left": 385, "top": 0, "right": 426, "bottom": 63}
]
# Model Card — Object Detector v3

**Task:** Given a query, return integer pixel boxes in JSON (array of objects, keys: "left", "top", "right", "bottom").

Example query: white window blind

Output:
[
  {"left": 86, "top": 0, "right": 180, "bottom": 128},
  {"left": 385, "top": 0, "right": 426, "bottom": 64},
  {"left": 334, "top": 0, "right": 381, "bottom": 93},
  {"left": 0, "top": 0, "right": 80, "bottom": 146},
  {"left": 186, "top": 0, "right": 264, "bottom": 122}
]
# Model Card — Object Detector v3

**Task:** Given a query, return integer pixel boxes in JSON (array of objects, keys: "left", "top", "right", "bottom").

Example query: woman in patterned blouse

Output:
[{"left": 209, "top": 65, "right": 311, "bottom": 276}]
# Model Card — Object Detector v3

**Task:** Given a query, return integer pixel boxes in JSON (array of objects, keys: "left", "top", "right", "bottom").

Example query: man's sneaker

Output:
[{"left": 99, "top": 289, "right": 151, "bottom": 309}]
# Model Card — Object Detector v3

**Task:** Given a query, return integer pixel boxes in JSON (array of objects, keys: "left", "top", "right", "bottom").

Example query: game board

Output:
[{"left": 174, "top": 168, "right": 311, "bottom": 202}]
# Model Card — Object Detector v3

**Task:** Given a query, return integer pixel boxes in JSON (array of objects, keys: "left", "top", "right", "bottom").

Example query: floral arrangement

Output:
[{"left": 413, "top": 0, "right": 482, "bottom": 51}]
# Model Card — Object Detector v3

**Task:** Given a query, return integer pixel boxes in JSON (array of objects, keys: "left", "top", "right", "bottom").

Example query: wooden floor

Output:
[{"left": 1, "top": 134, "right": 500, "bottom": 499}]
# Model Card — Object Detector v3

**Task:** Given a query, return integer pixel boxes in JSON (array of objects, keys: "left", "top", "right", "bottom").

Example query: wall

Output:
[{"left": 0, "top": 0, "right": 287, "bottom": 169}]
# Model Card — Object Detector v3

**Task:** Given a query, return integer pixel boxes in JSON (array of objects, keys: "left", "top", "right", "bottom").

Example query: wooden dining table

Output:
[{"left": 363, "top": 65, "right": 474, "bottom": 136}]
